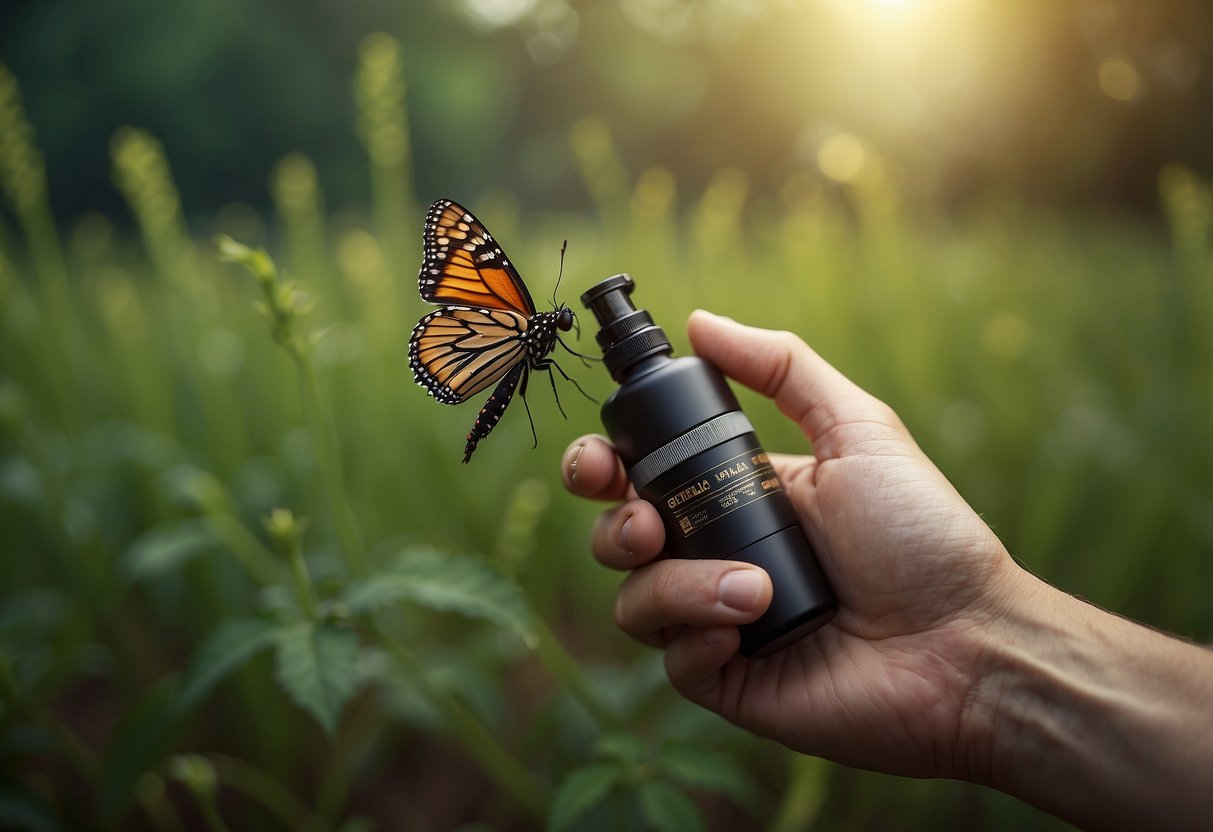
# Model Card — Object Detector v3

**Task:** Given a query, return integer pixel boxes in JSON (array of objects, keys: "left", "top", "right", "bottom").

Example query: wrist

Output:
[
  {"left": 950, "top": 565, "right": 1045, "bottom": 787},
  {"left": 958, "top": 569, "right": 1213, "bottom": 829}
]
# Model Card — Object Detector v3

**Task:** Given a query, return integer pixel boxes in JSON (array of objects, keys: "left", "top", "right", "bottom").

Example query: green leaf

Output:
[
  {"left": 548, "top": 763, "right": 622, "bottom": 832},
  {"left": 637, "top": 781, "right": 705, "bottom": 832},
  {"left": 274, "top": 621, "right": 360, "bottom": 735},
  {"left": 365, "top": 647, "right": 504, "bottom": 734},
  {"left": 342, "top": 547, "right": 536, "bottom": 645},
  {"left": 176, "top": 618, "right": 283, "bottom": 714},
  {"left": 595, "top": 733, "right": 647, "bottom": 765},
  {"left": 216, "top": 235, "right": 275, "bottom": 284},
  {"left": 159, "top": 464, "right": 229, "bottom": 514},
  {"left": 119, "top": 520, "right": 216, "bottom": 584},
  {"left": 653, "top": 742, "right": 758, "bottom": 807}
]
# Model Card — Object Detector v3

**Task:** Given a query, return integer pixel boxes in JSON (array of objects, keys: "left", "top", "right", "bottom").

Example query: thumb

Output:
[{"left": 686, "top": 310, "right": 909, "bottom": 457}]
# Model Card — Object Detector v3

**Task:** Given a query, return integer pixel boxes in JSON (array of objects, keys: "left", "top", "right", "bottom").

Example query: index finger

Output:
[
  {"left": 561, "top": 435, "right": 635, "bottom": 501},
  {"left": 687, "top": 310, "right": 913, "bottom": 460}
]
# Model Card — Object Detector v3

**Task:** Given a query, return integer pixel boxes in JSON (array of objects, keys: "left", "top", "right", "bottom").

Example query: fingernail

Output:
[
  {"left": 619, "top": 515, "right": 633, "bottom": 554},
  {"left": 701, "top": 626, "right": 724, "bottom": 646},
  {"left": 718, "top": 570, "right": 764, "bottom": 613},
  {"left": 565, "top": 442, "right": 585, "bottom": 482}
]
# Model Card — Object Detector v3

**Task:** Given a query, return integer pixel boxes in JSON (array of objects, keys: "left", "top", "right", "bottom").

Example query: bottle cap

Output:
[{"left": 580, "top": 274, "right": 673, "bottom": 382}]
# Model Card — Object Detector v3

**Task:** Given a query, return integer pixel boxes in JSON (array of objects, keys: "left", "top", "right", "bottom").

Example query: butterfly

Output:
[{"left": 408, "top": 199, "right": 595, "bottom": 463}]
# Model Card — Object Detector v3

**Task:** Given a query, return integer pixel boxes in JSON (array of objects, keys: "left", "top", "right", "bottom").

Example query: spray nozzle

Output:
[{"left": 580, "top": 274, "right": 673, "bottom": 382}]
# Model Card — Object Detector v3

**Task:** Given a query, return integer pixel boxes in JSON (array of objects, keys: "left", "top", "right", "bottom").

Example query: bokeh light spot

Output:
[
  {"left": 1098, "top": 57, "right": 1141, "bottom": 102},
  {"left": 817, "top": 133, "right": 867, "bottom": 183},
  {"left": 982, "top": 312, "right": 1030, "bottom": 358},
  {"left": 336, "top": 229, "right": 388, "bottom": 292}
]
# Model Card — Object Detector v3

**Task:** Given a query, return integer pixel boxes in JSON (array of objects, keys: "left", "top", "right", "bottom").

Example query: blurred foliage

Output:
[
  {"left": 0, "top": 0, "right": 1211, "bottom": 225},
  {"left": 0, "top": 4, "right": 1212, "bottom": 831}
]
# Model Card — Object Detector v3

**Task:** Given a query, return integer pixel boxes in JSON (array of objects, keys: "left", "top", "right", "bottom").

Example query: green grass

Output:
[{"left": 1, "top": 40, "right": 1211, "bottom": 831}]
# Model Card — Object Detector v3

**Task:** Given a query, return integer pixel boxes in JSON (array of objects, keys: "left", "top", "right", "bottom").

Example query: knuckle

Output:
[
  {"left": 647, "top": 563, "right": 682, "bottom": 618},
  {"left": 772, "top": 329, "right": 804, "bottom": 351},
  {"left": 870, "top": 396, "right": 906, "bottom": 430},
  {"left": 759, "top": 331, "right": 802, "bottom": 397}
]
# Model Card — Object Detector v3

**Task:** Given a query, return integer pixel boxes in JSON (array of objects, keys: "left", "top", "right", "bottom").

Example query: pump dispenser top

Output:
[
  {"left": 580, "top": 273, "right": 837, "bottom": 658},
  {"left": 580, "top": 274, "right": 672, "bottom": 382}
]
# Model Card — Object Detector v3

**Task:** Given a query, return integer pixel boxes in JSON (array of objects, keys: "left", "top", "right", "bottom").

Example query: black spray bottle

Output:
[{"left": 580, "top": 274, "right": 837, "bottom": 658}]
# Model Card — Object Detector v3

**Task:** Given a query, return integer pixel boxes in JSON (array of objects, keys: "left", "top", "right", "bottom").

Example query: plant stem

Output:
[
  {"left": 293, "top": 350, "right": 367, "bottom": 577},
  {"left": 136, "top": 774, "right": 186, "bottom": 832},
  {"left": 313, "top": 695, "right": 382, "bottom": 825},
  {"left": 206, "top": 515, "right": 286, "bottom": 588},
  {"left": 529, "top": 617, "right": 625, "bottom": 733},
  {"left": 370, "top": 622, "right": 548, "bottom": 820},
  {"left": 207, "top": 753, "right": 325, "bottom": 832},
  {"left": 195, "top": 795, "right": 232, "bottom": 832},
  {"left": 767, "top": 752, "right": 830, "bottom": 832},
  {"left": 488, "top": 480, "right": 623, "bottom": 732},
  {"left": 285, "top": 536, "right": 318, "bottom": 621}
]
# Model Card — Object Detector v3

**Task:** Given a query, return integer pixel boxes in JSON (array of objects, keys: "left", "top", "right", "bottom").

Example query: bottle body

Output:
[{"left": 600, "top": 354, "right": 837, "bottom": 657}]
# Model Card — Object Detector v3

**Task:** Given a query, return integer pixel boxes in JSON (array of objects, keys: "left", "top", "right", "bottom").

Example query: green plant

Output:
[{"left": 0, "top": 39, "right": 1209, "bottom": 830}]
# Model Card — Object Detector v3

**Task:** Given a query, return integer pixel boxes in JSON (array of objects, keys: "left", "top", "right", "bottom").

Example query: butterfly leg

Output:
[
  {"left": 533, "top": 356, "right": 598, "bottom": 406},
  {"left": 544, "top": 364, "right": 567, "bottom": 420},
  {"left": 463, "top": 363, "right": 526, "bottom": 463},
  {"left": 517, "top": 366, "right": 539, "bottom": 449},
  {"left": 530, "top": 357, "right": 569, "bottom": 419},
  {"left": 558, "top": 335, "right": 602, "bottom": 367}
]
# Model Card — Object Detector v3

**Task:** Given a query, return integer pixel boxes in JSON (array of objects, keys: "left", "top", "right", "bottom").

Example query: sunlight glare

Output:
[
  {"left": 810, "top": 0, "right": 1005, "bottom": 156},
  {"left": 852, "top": 0, "right": 927, "bottom": 23},
  {"left": 457, "top": 0, "right": 539, "bottom": 30}
]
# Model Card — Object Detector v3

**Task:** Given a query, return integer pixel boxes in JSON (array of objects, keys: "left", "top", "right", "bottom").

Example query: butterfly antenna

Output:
[{"left": 551, "top": 240, "right": 568, "bottom": 310}]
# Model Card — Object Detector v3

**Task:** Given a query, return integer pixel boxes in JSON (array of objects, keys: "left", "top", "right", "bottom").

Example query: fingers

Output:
[
  {"left": 686, "top": 310, "right": 914, "bottom": 458},
  {"left": 561, "top": 435, "right": 631, "bottom": 501},
  {"left": 615, "top": 561, "right": 772, "bottom": 647},
  {"left": 562, "top": 436, "right": 667, "bottom": 569},
  {"left": 590, "top": 499, "right": 665, "bottom": 570},
  {"left": 663, "top": 625, "right": 740, "bottom": 704}
]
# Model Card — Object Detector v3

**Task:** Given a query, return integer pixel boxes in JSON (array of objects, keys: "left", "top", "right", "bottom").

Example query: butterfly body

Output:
[{"left": 408, "top": 199, "right": 588, "bottom": 462}]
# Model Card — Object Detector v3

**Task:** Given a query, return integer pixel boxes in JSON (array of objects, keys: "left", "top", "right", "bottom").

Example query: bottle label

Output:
[{"left": 660, "top": 449, "right": 783, "bottom": 538}]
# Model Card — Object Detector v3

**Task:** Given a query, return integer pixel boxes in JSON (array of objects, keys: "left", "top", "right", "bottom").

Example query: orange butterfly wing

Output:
[
  {"left": 410, "top": 198, "right": 579, "bottom": 462},
  {"left": 418, "top": 199, "right": 536, "bottom": 316},
  {"left": 408, "top": 306, "right": 531, "bottom": 404}
]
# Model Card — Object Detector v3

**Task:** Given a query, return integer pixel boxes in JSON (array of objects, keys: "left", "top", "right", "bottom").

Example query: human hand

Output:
[{"left": 562, "top": 310, "right": 1031, "bottom": 780}]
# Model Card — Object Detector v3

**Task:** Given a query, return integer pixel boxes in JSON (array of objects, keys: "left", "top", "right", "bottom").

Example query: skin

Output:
[{"left": 562, "top": 310, "right": 1213, "bottom": 831}]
